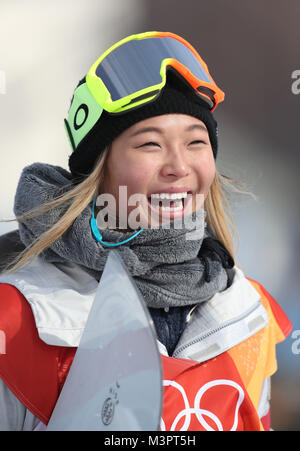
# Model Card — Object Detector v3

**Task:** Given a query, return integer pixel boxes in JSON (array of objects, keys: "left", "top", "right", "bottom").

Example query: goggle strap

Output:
[
  {"left": 66, "top": 82, "right": 103, "bottom": 150},
  {"left": 64, "top": 119, "right": 76, "bottom": 152}
]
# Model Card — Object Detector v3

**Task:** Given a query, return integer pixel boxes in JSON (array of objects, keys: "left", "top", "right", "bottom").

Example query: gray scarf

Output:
[{"left": 14, "top": 163, "right": 232, "bottom": 308}]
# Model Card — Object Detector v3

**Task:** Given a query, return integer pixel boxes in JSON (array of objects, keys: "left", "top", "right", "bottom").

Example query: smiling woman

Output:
[
  {"left": 100, "top": 114, "right": 215, "bottom": 228},
  {"left": 0, "top": 31, "right": 292, "bottom": 431}
]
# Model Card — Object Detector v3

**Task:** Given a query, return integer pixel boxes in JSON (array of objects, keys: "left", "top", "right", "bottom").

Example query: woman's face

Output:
[{"left": 100, "top": 113, "right": 216, "bottom": 229}]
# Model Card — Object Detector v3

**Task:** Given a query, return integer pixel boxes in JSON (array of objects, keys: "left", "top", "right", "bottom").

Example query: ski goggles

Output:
[{"left": 86, "top": 31, "right": 225, "bottom": 113}]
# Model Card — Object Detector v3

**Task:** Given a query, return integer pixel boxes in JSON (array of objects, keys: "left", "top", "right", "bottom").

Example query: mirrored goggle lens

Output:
[{"left": 95, "top": 37, "right": 212, "bottom": 102}]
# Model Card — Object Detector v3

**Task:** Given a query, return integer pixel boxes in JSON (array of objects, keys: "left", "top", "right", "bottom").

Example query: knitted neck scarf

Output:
[{"left": 14, "top": 163, "right": 234, "bottom": 308}]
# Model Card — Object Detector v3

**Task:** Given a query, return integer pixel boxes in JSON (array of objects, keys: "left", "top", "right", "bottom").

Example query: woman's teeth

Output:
[
  {"left": 149, "top": 192, "right": 189, "bottom": 211},
  {"left": 150, "top": 192, "right": 188, "bottom": 200}
]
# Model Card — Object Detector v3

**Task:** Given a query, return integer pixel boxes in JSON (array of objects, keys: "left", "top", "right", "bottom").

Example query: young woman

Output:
[{"left": 0, "top": 31, "right": 292, "bottom": 431}]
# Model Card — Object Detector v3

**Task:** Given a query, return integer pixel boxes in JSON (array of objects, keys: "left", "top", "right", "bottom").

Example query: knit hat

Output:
[{"left": 68, "top": 71, "right": 219, "bottom": 177}]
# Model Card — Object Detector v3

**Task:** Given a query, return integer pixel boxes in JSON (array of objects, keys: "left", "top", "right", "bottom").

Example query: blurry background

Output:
[{"left": 0, "top": 0, "right": 299, "bottom": 430}]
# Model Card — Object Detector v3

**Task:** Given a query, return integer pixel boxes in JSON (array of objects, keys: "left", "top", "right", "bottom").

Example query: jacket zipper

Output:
[{"left": 172, "top": 301, "right": 263, "bottom": 357}]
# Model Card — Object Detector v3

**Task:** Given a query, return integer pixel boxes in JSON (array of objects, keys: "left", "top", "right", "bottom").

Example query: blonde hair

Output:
[{"left": 1, "top": 148, "right": 252, "bottom": 274}]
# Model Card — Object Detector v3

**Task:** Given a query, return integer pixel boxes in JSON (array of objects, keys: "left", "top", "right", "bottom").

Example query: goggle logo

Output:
[{"left": 74, "top": 104, "right": 89, "bottom": 130}]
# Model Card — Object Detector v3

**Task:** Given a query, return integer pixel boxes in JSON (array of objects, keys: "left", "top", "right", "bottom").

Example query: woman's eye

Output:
[
  {"left": 189, "top": 140, "right": 206, "bottom": 146},
  {"left": 138, "top": 142, "right": 159, "bottom": 148}
]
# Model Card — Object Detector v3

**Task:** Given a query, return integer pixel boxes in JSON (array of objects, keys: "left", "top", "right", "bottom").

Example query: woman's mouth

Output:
[{"left": 147, "top": 191, "right": 193, "bottom": 221}]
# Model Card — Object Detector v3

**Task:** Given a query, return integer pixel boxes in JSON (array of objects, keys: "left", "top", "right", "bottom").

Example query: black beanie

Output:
[{"left": 68, "top": 73, "right": 218, "bottom": 177}]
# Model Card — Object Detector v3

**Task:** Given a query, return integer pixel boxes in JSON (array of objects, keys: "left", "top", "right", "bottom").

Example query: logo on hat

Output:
[{"left": 74, "top": 104, "right": 89, "bottom": 130}]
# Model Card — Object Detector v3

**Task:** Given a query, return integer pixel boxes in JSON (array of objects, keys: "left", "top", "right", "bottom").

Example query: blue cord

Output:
[{"left": 90, "top": 196, "right": 144, "bottom": 246}]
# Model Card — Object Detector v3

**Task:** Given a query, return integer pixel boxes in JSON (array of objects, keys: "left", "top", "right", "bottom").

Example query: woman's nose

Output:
[{"left": 160, "top": 148, "right": 191, "bottom": 178}]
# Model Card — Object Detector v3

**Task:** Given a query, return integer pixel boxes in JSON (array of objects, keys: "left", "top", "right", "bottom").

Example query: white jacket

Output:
[{"left": 0, "top": 256, "right": 272, "bottom": 430}]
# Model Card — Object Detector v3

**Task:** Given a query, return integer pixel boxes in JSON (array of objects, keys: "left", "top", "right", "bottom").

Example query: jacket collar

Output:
[
  {"left": 172, "top": 267, "right": 268, "bottom": 361},
  {"left": 0, "top": 257, "right": 268, "bottom": 359}
]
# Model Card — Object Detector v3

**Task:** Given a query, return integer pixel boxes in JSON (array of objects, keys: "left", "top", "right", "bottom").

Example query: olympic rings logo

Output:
[{"left": 160, "top": 379, "right": 245, "bottom": 431}]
